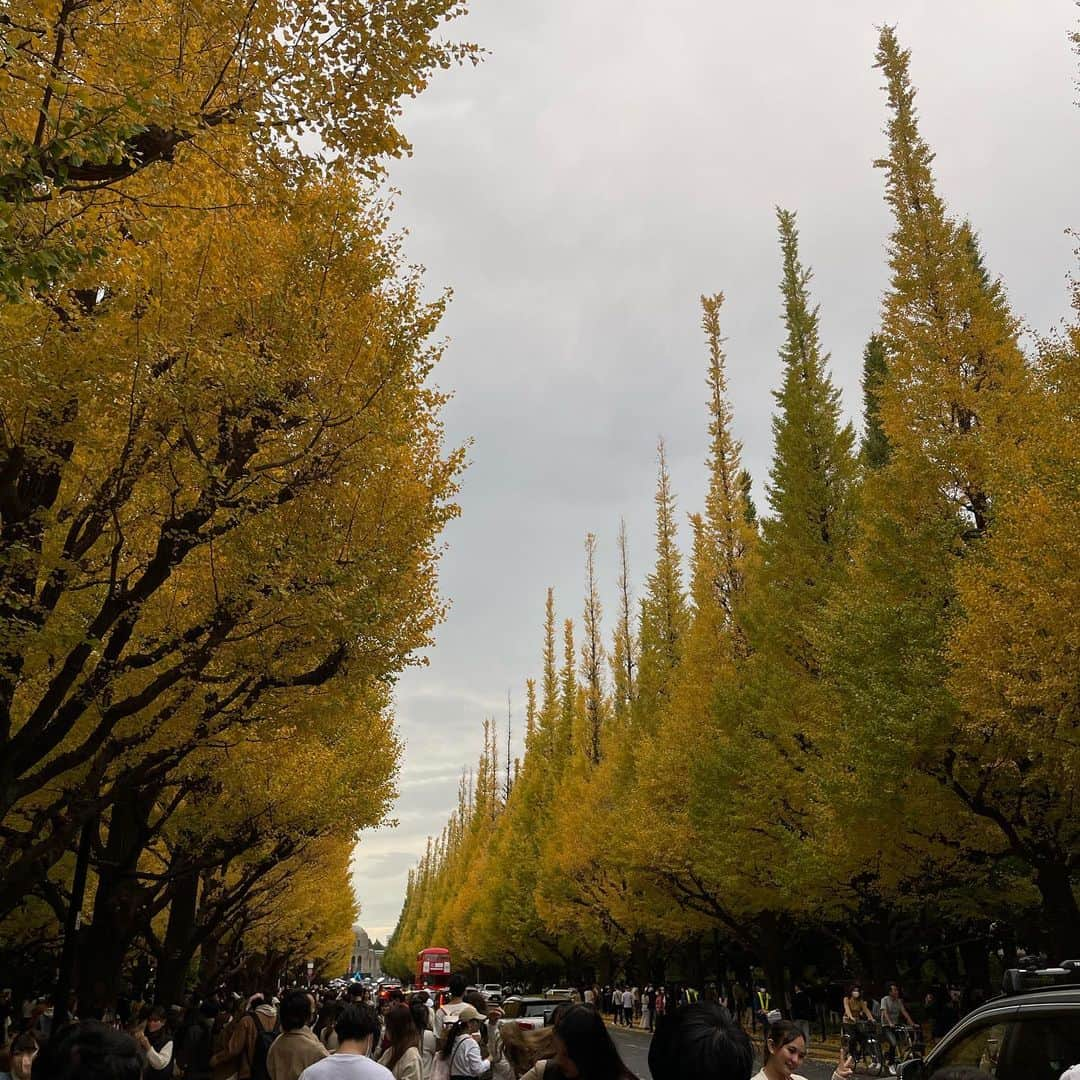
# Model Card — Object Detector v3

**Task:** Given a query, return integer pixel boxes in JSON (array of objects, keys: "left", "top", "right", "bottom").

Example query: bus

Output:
[{"left": 416, "top": 946, "right": 451, "bottom": 989}]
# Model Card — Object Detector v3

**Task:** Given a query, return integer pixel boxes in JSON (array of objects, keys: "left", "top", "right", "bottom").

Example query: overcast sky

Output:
[{"left": 349, "top": 1, "right": 1080, "bottom": 944}]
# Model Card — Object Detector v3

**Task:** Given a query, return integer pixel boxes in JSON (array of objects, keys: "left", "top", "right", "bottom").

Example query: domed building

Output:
[{"left": 349, "top": 926, "right": 384, "bottom": 980}]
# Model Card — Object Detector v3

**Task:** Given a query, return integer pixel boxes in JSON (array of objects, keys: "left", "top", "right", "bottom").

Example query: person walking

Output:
[
  {"left": 267, "top": 991, "right": 327, "bottom": 1080},
  {"left": 377, "top": 1004, "right": 422, "bottom": 1080},
  {"left": 297, "top": 1005, "right": 391, "bottom": 1080},
  {"left": 212, "top": 995, "right": 280, "bottom": 1080},
  {"left": 639, "top": 988, "right": 652, "bottom": 1032},
  {"left": 620, "top": 989, "right": 632, "bottom": 1029},
  {"left": 789, "top": 985, "right": 813, "bottom": 1048},
  {"left": 177, "top": 1000, "right": 219, "bottom": 1080},
  {"left": 434, "top": 977, "right": 469, "bottom": 1041},
  {"left": 409, "top": 1000, "right": 437, "bottom": 1078},
  {"left": 752, "top": 1020, "right": 853, "bottom": 1080}
]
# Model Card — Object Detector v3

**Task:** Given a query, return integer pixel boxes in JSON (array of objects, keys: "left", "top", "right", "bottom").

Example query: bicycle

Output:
[
  {"left": 841, "top": 1019, "right": 886, "bottom": 1075},
  {"left": 891, "top": 1023, "right": 924, "bottom": 1066}
]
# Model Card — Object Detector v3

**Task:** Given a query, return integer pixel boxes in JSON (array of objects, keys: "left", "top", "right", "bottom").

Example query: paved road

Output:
[{"left": 608, "top": 1023, "right": 840, "bottom": 1080}]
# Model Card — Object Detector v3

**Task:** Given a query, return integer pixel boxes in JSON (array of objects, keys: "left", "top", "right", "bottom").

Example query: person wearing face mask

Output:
[
  {"left": 1, "top": 1031, "right": 38, "bottom": 1080},
  {"left": 752, "top": 1021, "right": 853, "bottom": 1080},
  {"left": 841, "top": 986, "right": 874, "bottom": 1067}
]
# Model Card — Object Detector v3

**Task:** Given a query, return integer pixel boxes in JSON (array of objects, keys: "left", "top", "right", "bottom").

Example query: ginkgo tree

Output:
[{"left": 0, "top": 0, "right": 476, "bottom": 291}]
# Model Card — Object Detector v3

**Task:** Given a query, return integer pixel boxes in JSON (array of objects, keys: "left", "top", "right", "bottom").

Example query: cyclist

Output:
[
  {"left": 878, "top": 983, "right": 916, "bottom": 1072},
  {"left": 841, "top": 985, "right": 874, "bottom": 1067}
]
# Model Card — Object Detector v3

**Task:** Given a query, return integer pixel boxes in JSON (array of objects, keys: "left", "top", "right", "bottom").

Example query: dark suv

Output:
[{"left": 898, "top": 961, "right": 1080, "bottom": 1080}]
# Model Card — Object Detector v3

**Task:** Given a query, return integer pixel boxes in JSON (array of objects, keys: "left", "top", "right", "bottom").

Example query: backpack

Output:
[
  {"left": 431, "top": 1053, "right": 451, "bottom": 1080},
  {"left": 248, "top": 1013, "right": 279, "bottom": 1080}
]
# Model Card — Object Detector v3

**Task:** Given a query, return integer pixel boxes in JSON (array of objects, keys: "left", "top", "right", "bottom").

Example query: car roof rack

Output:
[{"left": 1002, "top": 959, "right": 1080, "bottom": 996}]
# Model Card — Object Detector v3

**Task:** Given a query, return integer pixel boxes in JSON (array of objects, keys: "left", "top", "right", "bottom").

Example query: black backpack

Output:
[{"left": 248, "top": 1012, "right": 279, "bottom": 1080}]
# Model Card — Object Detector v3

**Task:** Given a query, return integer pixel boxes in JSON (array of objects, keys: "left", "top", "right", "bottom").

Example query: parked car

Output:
[
  {"left": 499, "top": 995, "right": 565, "bottom": 1031},
  {"left": 542, "top": 988, "right": 577, "bottom": 1001},
  {"left": 898, "top": 959, "right": 1080, "bottom": 1080},
  {"left": 481, "top": 983, "right": 503, "bottom": 1005}
]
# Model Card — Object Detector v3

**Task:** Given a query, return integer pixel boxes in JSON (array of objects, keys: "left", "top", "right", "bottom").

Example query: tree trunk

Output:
[
  {"left": 1035, "top": 859, "right": 1080, "bottom": 959},
  {"left": 155, "top": 869, "right": 200, "bottom": 1005},
  {"left": 77, "top": 790, "right": 155, "bottom": 1012},
  {"left": 755, "top": 913, "right": 788, "bottom": 1003}
]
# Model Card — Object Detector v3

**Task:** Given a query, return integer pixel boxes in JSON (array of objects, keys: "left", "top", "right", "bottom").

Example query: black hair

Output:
[
  {"left": 280, "top": 989, "right": 313, "bottom": 1032},
  {"left": 439, "top": 1016, "right": 479, "bottom": 1060},
  {"left": 765, "top": 1020, "right": 806, "bottom": 1057},
  {"left": 409, "top": 999, "right": 431, "bottom": 1032},
  {"left": 648, "top": 1002, "right": 753, "bottom": 1080},
  {"left": 462, "top": 990, "right": 487, "bottom": 1015},
  {"left": 335, "top": 1003, "right": 380, "bottom": 1045},
  {"left": 8, "top": 1031, "right": 38, "bottom": 1055},
  {"left": 448, "top": 974, "right": 467, "bottom": 998},
  {"left": 554, "top": 1004, "right": 637, "bottom": 1080},
  {"left": 33, "top": 1020, "right": 142, "bottom": 1080},
  {"left": 384, "top": 1002, "right": 419, "bottom": 1069}
]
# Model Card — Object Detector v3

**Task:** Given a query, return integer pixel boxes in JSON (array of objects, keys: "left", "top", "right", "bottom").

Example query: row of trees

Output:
[
  {"left": 384, "top": 28, "right": 1080, "bottom": 994},
  {"left": 0, "top": 0, "right": 472, "bottom": 1008}
]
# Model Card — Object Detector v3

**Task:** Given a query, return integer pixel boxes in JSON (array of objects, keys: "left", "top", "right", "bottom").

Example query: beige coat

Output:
[
  {"left": 267, "top": 1028, "right": 328, "bottom": 1080},
  {"left": 378, "top": 1044, "right": 424, "bottom": 1080}
]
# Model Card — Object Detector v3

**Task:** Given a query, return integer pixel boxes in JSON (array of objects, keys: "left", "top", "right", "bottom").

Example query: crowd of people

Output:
[
  {"left": 4, "top": 971, "right": 1071, "bottom": 1080},
  {"left": 0, "top": 974, "right": 863, "bottom": 1080}
]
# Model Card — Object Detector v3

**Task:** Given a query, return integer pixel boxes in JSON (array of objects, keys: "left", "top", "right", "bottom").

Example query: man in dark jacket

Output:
[{"left": 178, "top": 1000, "right": 219, "bottom": 1080}]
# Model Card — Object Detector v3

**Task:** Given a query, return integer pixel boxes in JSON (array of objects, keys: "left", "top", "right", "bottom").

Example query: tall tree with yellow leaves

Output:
[
  {"left": 0, "top": 172, "right": 462, "bottom": 922},
  {"left": 0, "top": 0, "right": 475, "bottom": 292},
  {"left": 827, "top": 28, "right": 1075, "bottom": 952},
  {"left": 632, "top": 442, "right": 689, "bottom": 734}
]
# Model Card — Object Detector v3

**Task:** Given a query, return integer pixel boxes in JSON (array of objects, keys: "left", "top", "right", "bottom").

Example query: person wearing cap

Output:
[{"left": 438, "top": 1005, "right": 489, "bottom": 1079}]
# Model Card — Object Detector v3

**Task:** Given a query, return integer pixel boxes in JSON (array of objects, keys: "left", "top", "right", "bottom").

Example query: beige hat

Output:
[{"left": 454, "top": 1004, "right": 482, "bottom": 1022}]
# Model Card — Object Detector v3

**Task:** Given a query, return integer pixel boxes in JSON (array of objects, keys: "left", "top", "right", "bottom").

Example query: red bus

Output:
[{"left": 416, "top": 946, "right": 451, "bottom": 989}]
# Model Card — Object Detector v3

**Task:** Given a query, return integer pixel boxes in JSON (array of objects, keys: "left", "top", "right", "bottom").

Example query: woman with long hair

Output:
[
  {"left": 410, "top": 998, "right": 438, "bottom": 1077},
  {"left": 440, "top": 1004, "right": 489, "bottom": 1079},
  {"left": 752, "top": 1019, "right": 852, "bottom": 1080},
  {"left": 499, "top": 1024, "right": 556, "bottom": 1079},
  {"left": 378, "top": 1003, "right": 423, "bottom": 1080},
  {"left": 519, "top": 1005, "right": 635, "bottom": 1080}
]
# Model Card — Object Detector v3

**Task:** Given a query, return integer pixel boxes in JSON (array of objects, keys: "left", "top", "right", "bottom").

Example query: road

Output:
[{"left": 608, "top": 1023, "right": 840, "bottom": 1080}]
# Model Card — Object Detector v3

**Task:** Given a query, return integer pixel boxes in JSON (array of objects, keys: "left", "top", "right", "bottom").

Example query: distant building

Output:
[{"left": 350, "top": 926, "right": 384, "bottom": 979}]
